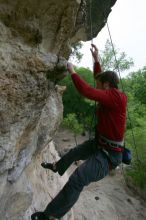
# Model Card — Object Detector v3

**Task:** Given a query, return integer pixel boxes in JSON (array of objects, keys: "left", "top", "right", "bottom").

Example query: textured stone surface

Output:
[{"left": 0, "top": 0, "right": 117, "bottom": 219}]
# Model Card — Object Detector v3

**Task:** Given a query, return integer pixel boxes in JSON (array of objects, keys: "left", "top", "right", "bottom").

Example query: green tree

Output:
[
  {"left": 123, "top": 67, "right": 146, "bottom": 189},
  {"left": 62, "top": 113, "right": 83, "bottom": 135},
  {"left": 125, "top": 67, "right": 146, "bottom": 104},
  {"left": 100, "top": 39, "right": 134, "bottom": 72},
  {"left": 60, "top": 67, "right": 95, "bottom": 132}
]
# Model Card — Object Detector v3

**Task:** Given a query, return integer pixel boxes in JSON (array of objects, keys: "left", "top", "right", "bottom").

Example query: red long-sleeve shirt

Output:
[{"left": 71, "top": 62, "right": 127, "bottom": 142}]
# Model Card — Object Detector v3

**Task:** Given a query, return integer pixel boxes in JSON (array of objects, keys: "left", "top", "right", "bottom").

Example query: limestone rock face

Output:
[{"left": 0, "top": 0, "right": 116, "bottom": 219}]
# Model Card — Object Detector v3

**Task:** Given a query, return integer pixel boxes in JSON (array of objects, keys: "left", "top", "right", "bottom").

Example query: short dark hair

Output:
[{"left": 95, "top": 71, "right": 119, "bottom": 88}]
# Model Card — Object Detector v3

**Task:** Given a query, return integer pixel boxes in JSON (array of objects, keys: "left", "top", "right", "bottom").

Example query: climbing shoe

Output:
[
  {"left": 41, "top": 162, "right": 57, "bottom": 173},
  {"left": 31, "top": 211, "right": 47, "bottom": 220}
]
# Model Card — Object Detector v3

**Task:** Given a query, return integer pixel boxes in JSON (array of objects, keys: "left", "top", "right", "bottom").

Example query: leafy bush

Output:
[
  {"left": 125, "top": 126, "right": 146, "bottom": 189},
  {"left": 62, "top": 113, "right": 83, "bottom": 135},
  {"left": 125, "top": 161, "right": 146, "bottom": 189},
  {"left": 60, "top": 67, "right": 95, "bottom": 133}
]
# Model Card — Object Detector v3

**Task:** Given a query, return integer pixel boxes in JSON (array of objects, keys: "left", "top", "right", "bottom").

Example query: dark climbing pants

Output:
[{"left": 44, "top": 139, "right": 109, "bottom": 219}]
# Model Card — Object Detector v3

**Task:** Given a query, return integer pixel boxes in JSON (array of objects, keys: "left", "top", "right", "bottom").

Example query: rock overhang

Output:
[{"left": 0, "top": 0, "right": 117, "bottom": 58}]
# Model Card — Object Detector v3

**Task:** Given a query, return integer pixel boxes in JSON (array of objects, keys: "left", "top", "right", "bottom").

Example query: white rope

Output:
[{"left": 106, "top": 21, "right": 141, "bottom": 164}]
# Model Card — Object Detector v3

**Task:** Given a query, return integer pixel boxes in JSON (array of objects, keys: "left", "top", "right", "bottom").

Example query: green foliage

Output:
[
  {"left": 124, "top": 139, "right": 146, "bottom": 189},
  {"left": 60, "top": 67, "right": 95, "bottom": 132},
  {"left": 125, "top": 164, "right": 146, "bottom": 189},
  {"left": 124, "top": 127, "right": 146, "bottom": 189},
  {"left": 126, "top": 127, "right": 146, "bottom": 163},
  {"left": 123, "top": 67, "right": 146, "bottom": 130},
  {"left": 125, "top": 67, "right": 146, "bottom": 104},
  {"left": 62, "top": 113, "right": 83, "bottom": 134},
  {"left": 126, "top": 98, "right": 146, "bottom": 129},
  {"left": 100, "top": 39, "right": 134, "bottom": 71},
  {"left": 123, "top": 68, "right": 146, "bottom": 189}
]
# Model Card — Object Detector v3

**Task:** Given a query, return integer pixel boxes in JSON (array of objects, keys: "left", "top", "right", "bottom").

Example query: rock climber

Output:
[{"left": 31, "top": 44, "right": 127, "bottom": 220}]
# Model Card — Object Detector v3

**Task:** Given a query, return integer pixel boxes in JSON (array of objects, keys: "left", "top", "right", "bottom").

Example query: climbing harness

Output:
[
  {"left": 98, "top": 135, "right": 132, "bottom": 165},
  {"left": 99, "top": 135, "right": 124, "bottom": 149}
]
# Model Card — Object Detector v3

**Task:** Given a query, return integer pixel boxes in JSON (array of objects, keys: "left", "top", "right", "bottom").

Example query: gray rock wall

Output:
[{"left": 0, "top": 0, "right": 117, "bottom": 219}]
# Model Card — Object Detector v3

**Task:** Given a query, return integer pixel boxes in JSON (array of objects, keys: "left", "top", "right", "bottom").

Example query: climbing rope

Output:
[
  {"left": 106, "top": 21, "right": 142, "bottom": 167},
  {"left": 88, "top": 0, "right": 98, "bottom": 140},
  {"left": 75, "top": 1, "right": 142, "bottom": 179},
  {"left": 88, "top": 1, "right": 143, "bottom": 178},
  {"left": 105, "top": 22, "right": 146, "bottom": 190}
]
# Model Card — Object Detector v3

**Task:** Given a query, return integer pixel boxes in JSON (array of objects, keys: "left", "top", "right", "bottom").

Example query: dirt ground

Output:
[{"left": 54, "top": 129, "right": 146, "bottom": 220}]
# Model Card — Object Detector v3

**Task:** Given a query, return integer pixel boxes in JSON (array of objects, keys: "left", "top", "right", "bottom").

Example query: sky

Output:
[{"left": 76, "top": 0, "right": 146, "bottom": 77}]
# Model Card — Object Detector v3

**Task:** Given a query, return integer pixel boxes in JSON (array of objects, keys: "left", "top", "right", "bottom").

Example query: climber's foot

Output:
[
  {"left": 41, "top": 162, "right": 57, "bottom": 173},
  {"left": 31, "top": 212, "right": 47, "bottom": 220}
]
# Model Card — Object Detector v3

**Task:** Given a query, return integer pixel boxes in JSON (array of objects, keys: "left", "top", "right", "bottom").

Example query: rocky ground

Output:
[{"left": 54, "top": 129, "right": 146, "bottom": 220}]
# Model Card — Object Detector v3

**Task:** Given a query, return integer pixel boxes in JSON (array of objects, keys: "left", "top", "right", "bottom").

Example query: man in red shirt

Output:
[{"left": 31, "top": 44, "right": 127, "bottom": 220}]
